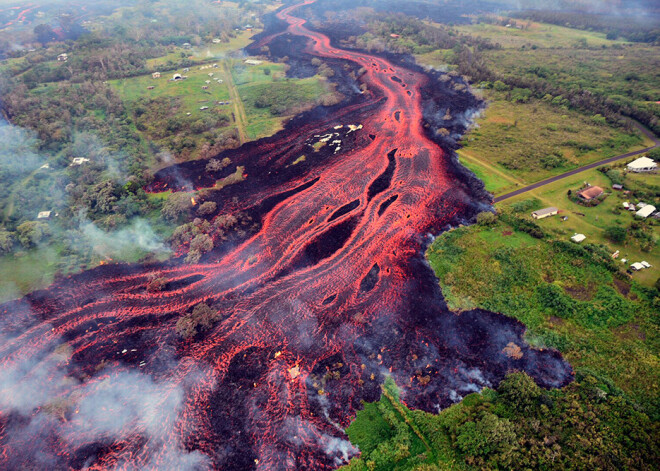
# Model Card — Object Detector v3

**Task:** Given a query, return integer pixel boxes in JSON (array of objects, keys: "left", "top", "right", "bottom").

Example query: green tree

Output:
[
  {"left": 162, "top": 192, "right": 193, "bottom": 222},
  {"left": 16, "top": 221, "right": 50, "bottom": 248},
  {"left": 604, "top": 225, "right": 626, "bottom": 243},
  {"left": 0, "top": 230, "right": 14, "bottom": 253},
  {"left": 497, "top": 371, "right": 542, "bottom": 414}
]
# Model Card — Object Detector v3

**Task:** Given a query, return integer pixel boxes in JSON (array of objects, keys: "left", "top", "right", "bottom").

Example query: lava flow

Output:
[{"left": 0, "top": 1, "right": 572, "bottom": 470}]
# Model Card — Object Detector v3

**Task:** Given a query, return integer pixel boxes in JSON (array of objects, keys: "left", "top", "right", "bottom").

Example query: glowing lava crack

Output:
[{"left": 0, "top": 1, "right": 572, "bottom": 470}]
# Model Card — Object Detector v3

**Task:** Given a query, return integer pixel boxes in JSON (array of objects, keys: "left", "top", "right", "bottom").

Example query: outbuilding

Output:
[
  {"left": 636, "top": 204, "right": 656, "bottom": 219},
  {"left": 627, "top": 156, "right": 657, "bottom": 173},
  {"left": 531, "top": 207, "right": 558, "bottom": 219}
]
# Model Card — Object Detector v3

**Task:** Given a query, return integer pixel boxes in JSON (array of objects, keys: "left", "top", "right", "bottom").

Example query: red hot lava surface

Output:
[{"left": 0, "top": 1, "right": 572, "bottom": 469}]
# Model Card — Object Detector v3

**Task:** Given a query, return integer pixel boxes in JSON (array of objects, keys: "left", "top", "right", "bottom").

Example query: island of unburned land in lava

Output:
[{"left": 0, "top": 1, "right": 572, "bottom": 469}]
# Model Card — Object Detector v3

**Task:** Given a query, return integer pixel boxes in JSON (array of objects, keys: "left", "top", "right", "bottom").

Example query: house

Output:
[
  {"left": 630, "top": 262, "right": 645, "bottom": 271},
  {"left": 622, "top": 202, "right": 630, "bottom": 209},
  {"left": 152, "top": 72, "right": 161, "bottom": 79},
  {"left": 37, "top": 211, "right": 52, "bottom": 219},
  {"left": 627, "top": 156, "right": 657, "bottom": 173},
  {"left": 244, "top": 59, "right": 263, "bottom": 66},
  {"left": 531, "top": 207, "right": 558, "bottom": 219},
  {"left": 571, "top": 233, "right": 586, "bottom": 243},
  {"left": 635, "top": 204, "right": 656, "bottom": 219},
  {"left": 173, "top": 73, "right": 182, "bottom": 80},
  {"left": 182, "top": 42, "right": 192, "bottom": 49},
  {"left": 40, "top": 163, "right": 50, "bottom": 170},
  {"left": 70, "top": 157, "right": 90, "bottom": 166},
  {"left": 208, "top": 72, "right": 214, "bottom": 77},
  {"left": 612, "top": 184, "right": 623, "bottom": 190},
  {"left": 200, "top": 106, "right": 209, "bottom": 110},
  {"left": 57, "top": 53, "right": 68, "bottom": 62},
  {"left": 577, "top": 185, "right": 604, "bottom": 201},
  {"left": 641, "top": 261, "right": 651, "bottom": 268}
]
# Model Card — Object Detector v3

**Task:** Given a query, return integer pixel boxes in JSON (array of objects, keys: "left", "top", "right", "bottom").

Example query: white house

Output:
[
  {"left": 244, "top": 59, "right": 263, "bottom": 66},
  {"left": 57, "top": 53, "right": 68, "bottom": 62},
  {"left": 627, "top": 156, "right": 657, "bottom": 173},
  {"left": 571, "top": 233, "right": 586, "bottom": 243},
  {"left": 635, "top": 204, "right": 656, "bottom": 219},
  {"left": 630, "top": 262, "right": 645, "bottom": 271}
]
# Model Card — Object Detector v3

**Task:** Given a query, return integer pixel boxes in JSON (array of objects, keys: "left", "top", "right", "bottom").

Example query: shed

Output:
[
  {"left": 152, "top": 72, "right": 161, "bottom": 79},
  {"left": 636, "top": 204, "right": 656, "bottom": 219},
  {"left": 531, "top": 207, "right": 558, "bottom": 219},
  {"left": 627, "top": 156, "right": 657, "bottom": 173},
  {"left": 577, "top": 186, "right": 604, "bottom": 201},
  {"left": 571, "top": 233, "right": 586, "bottom": 243},
  {"left": 612, "top": 184, "right": 623, "bottom": 190}
]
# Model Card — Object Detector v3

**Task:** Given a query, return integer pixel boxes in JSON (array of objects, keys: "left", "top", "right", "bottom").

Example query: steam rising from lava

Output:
[{"left": 0, "top": 1, "right": 572, "bottom": 469}]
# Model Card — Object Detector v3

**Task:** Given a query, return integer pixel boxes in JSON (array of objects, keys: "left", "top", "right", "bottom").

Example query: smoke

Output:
[
  {"left": 79, "top": 217, "right": 171, "bottom": 259},
  {"left": 0, "top": 120, "right": 43, "bottom": 179}
]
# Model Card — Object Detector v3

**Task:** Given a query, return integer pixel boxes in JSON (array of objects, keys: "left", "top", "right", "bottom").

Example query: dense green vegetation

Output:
[
  {"left": 427, "top": 214, "right": 659, "bottom": 418},
  {"left": 342, "top": 373, "right": 659, "bottom": 470}
]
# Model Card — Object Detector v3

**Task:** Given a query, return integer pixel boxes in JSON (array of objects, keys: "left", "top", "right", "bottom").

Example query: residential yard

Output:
[{"left": 458, "top": 92, "right": 646, "bottom": 191}]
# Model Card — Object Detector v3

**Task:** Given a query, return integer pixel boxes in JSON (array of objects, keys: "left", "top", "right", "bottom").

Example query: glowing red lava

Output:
[{"left": 0, "top": 1, "right": 571, "bottom": 469}]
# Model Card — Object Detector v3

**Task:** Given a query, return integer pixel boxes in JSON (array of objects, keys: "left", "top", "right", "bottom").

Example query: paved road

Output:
[{"left": 494, "top": 123, "right": 660, "bottom": 203}]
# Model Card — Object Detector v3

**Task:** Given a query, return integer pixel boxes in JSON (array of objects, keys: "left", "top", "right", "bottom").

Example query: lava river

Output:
[{"left": 0, "top": 1, "right": 572, "bottom": 469}]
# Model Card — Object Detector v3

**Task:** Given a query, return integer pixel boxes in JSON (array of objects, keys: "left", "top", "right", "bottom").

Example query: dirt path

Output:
[
  {"left": 494, "top": 123, "right": 659, "bottom": 203},
  {"left": 222, "top": 61, "right": 249, "bottom": 145}
]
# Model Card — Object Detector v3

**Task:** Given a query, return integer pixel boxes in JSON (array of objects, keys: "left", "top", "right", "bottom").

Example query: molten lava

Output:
[{"left": 0, "top": 1, "right": 572, "bottom": 469}]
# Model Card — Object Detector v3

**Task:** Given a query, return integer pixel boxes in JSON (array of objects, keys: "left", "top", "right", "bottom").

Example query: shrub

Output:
[
  {"left": 476, "top": 211, "right": 497, "bottom": 226},
  {"left": 604, "top": 225, "right": 626, "bottom": 243}
]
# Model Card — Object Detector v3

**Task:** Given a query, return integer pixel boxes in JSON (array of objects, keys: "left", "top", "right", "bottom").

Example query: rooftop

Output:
[{"left": 577, "top": 186, "right": 603, "bottom": 200}]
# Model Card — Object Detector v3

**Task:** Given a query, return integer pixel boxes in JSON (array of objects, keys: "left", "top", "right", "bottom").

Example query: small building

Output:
[
  {"left": 182, "top": 42, "right": 192, "bottom": 49},
  {"left": 212, "top": 38, "right": 221, "bottom": 44},
  {"left": 244, "top": 59, "right": 263, "bottom": 66},
  {"left": 173, "top": 73, "right": 182, "bottom": 80},
  {"left": 390, "top": 33, "right": 400, "bottom": 38},
  {"left": 577, "top": 185, "right": 604, "bottom": 201},
  {"left": 57, "top": 53, "right": 68, "bottom": 62},
  {"left": 636, "top": 204, "right": 656, "bottom": 219},
  {"left": 200, "top": 106, "right": 209, "bottom": 110},
  {"left": 208, "top": 72, "right": 214, "bottom": 77},
  {"left": 571, "top": 233, "right": 586, "bottom": 243},
  {"left": 531, "top": 207, "right": 558, "bottom": 219},
  {"left": 40, "top": 163, "right": 50, "bottom": 170},
  {"left": 183, "top": 68, "right": 190, "bottom": 72},
  {"left": 627, "top": 156, "right": 657, "bottom": 173},
  {"left": 622, "top": 202, "right": 630, "bottom": 209},
  {"left": 70, "top": 157, "right": 90, "bottom": 166},
  {"left": 37, "top": 211, "right": 52, "bottom": 219},
  {"left": 630, "top": 262, "right": 645, "bottom": 271},
  {"left": 612, "top": 184, "right": 623, "bottom": 190},
  {"left": 152, "top": 71, "right": 161, "bottom": 79},
  {"left": 641, "top": 261, "right": 651, "bottom": 268}
]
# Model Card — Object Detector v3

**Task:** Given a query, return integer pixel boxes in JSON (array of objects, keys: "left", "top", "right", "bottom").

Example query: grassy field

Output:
[
  {"left": 454, "top": 18, "right": 628, "bottom": 49},
  {"left": 146, "top": 30, "right": 260, "bottom": 69},
  {"left": 458, "top": 92, "right": 646, "bottom": 190},
  {"left": 495, "top": 168, "right": 659, "bottom": 285},
  {"left": 110, "top": 58, "right": 329, "bottom": 157},
  {"left": 427, "top": 218, "right": 659, "bottom": 416}
]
